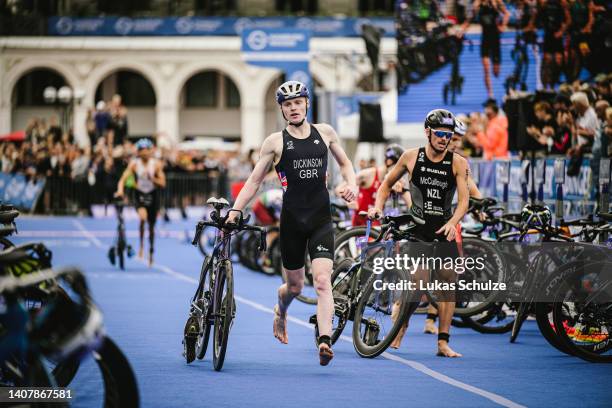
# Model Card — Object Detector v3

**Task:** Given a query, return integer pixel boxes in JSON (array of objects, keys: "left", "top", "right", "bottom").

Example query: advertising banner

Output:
[
  {"left": 242, "top": 28, "right": 312, "bottom": 121},
  {"left": 48, "top": 16, "right": 395, "bottom": 37},
  {"left": 0, "top": 173, "right": 45, "bottom": 212}
]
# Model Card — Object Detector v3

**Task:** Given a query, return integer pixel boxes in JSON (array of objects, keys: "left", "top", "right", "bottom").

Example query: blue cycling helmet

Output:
[
  {"left": 135, "top": 138, "right": 154, "bottom": 151},
  {"left": 276, "top": 81, "right": 309, "bottom": 104}
]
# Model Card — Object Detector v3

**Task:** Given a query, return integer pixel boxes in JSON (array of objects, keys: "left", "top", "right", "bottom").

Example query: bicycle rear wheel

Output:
[
  {"left": 197, "top": 225, "right": 218, "bottom": 258},
  {"left": 352, "top": 268, "right": 412, "bottom": 358},
  {"left": 550, "top": 263, "right": 612, "bottom": 363},
  {"left": 118, "top": 248, "right": 125, "bottom": 270},
  {"left": 334, "top": 227, "right": 380, "bottom": 261},
  {"left": 461, "top": 302, "right": 516, "bottom": 334},
  {"left": 510, "top": 303, "right": 530, "bottom": 343},
  {"left": 534, "top": 302, "right": 574, "bottom": 355},
  {"left": 213, "top": 261, "right": 235, "bottom": 371}
]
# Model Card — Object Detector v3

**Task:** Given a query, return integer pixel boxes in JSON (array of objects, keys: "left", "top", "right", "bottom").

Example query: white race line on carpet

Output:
[{"left": 74, "top": 220, "right": 525, "bottom": 408}]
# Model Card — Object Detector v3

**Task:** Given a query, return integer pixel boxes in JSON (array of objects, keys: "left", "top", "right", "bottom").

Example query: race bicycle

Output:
[
  {"left": 183, "top": 197, "right": 266, "bottom": 371},
  {"left": 107, "top": 198, "right": 134, "bottom": 270}
]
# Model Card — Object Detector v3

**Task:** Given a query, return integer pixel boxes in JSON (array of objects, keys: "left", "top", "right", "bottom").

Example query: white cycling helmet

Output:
[
  {"left": 454, "top": 119, "right": 467, "bottom": 136},
  {"left": 275, "top": 81, "right": 310, "bottom": 104}
]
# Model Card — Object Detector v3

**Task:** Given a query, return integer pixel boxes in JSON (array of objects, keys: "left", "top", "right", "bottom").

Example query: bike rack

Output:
[
  {"left": 520, "top": 159, "right": 530, "bottom": 203},
  {"left": 599, "top": 158, "right": 611, "bottom": 244},
  {"left": 554, "top": 158, "right": 565, "bottom": 221},
  {"left": 471, "top": 161, "right": 480, "bottom": 188},
  {"left": 497, "top": 160, "right": 511, "bottom": 209},
  {"left": 535, "top": 159, "right": 546, "bottom": 203}
]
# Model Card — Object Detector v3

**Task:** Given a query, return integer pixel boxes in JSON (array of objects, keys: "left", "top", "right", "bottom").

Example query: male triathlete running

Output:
[
  {"left": 116, "top": 138, "right": 166, "bottom": 266},
  {"left": 228, "top": 81, "right": 358, "bottom": 366},
  {"left": 420, "top": 117, "right": 483, "bottom": 335},
  {"left": 368, "top": 109, "right": 469, "bottom": 358},
  {"left": 345, "top": 144, "right": 411, "bottom": 226}
]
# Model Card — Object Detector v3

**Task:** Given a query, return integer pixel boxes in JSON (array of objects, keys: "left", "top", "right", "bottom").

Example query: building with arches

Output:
[{"left": 1, "top": 36, "right": 396, "bottom": 150}]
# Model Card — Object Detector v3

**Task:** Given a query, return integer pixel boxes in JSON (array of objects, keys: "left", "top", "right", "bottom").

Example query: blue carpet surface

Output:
[{"left": 10, "top": 216, "right": 612, "bottom": 408}]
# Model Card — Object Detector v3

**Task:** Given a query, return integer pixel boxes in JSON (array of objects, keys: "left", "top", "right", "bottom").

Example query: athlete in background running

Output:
[
  {"left": 116, "top": 139, "right": 166, "bottom": 266},
  {"left": 228, "top": 81, "right": 358, "bottom": 366},
  {"left": 368, "top": 109, "right": 469, "bottom": 357},
  {"left": 461, "top": 0, "right": 510, "bottom": 99},
  {"left": 537, "top": 0, "right": 571, "bottom": 89}
]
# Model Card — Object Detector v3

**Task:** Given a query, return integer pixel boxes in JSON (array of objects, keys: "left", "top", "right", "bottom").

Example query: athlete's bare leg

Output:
[
  {"left": 312, "top": 258, "right": 335, "bottom": 365},
  {"left": 435, "top": 267, "right": 462, "bottom": 357},
  {"left": 482, "top": 57, "right": 493, "bottom": 98},
  {"left": 137, "top": 208, "right": 147, "bottom": 259},
  {"left": 311, "top": 258, "right": 334, "bottom": 337},
  {"left": 493, "top": 63, "right": 501, "bottom": 78},
  {"left": 148, "top": 221, "right": 155, "bottom": 267},
  {"left": 424, "top": 303, "right": 438, "bottom": 334},
  {"left": 390, "top": 301, "right": 408, "bottom": 349},
  {"left": 391, "top": 268, "right": 427, "bottom": 349},
  {"left": 273, "top": 267, "right": 304, "bottom": 344}
]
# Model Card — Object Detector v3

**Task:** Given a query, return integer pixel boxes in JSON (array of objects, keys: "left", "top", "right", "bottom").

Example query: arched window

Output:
[{"left": 13, "top": 69, "right": 67, "bottom": 106}]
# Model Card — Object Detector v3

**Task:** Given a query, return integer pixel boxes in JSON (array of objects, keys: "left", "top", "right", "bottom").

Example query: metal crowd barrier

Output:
[{"left": 33, "top": 171, "right": 230, "bottom": 215}]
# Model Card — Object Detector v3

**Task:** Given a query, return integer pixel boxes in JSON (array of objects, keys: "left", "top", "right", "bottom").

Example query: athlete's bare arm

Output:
[
  {"left": 316, "top": 123, "right": 357, "bottom": 202},
  {"left": 116, "top": 161, "right": 136, "bottom": 197},
  {"left": 498, "top": 0, "right": 510, "bottom": 30},
  {"left": 357, "top": 167, "right": 377, "bottom": 188},
  {"left": 153, "top": 161, "right": 166, "bottom": 189},
  {"left": 468, "top": 175, "right": 482, "bottom": 199},
  {"left": 370, "top": 149, "right": 417, "bottom": 217},
  {"left": 232, "top": 133, "right": 282, "bottom": 213},
  {"left": 453, "top": 155, "right": 470, "bottom": 222}
]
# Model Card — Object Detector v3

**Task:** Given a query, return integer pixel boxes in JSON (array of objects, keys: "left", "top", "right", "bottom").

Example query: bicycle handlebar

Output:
[{"left": 192, "top": 210, "right": 267, "bottom": 252}]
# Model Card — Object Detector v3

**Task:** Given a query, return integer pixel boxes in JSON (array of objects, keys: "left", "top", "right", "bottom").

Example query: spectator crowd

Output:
[{"left": 0, "top": 94, "right": 254, "bottom": 214}]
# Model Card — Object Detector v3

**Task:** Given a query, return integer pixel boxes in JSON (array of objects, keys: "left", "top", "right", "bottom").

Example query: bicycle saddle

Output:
[
  {"left": 469, "top": 197, "right": 497, "bottom": 209},
  {"left": 207, "top": 197, "right": 230, "bottom": 209},
  {"left": 0, "top": 225, "right": 15, "bottom": 237},
  {"left": 0, "top": 209, "right": 19, "bottom": 224},
  {"left": 0, "top": 246, "right": 30, "bottom": 265}
]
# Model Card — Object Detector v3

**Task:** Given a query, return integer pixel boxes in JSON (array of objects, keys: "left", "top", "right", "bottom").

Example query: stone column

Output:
[
  {"left": 156, "top": 102, "right": 180, "bottom": 145},
  {"left": 0, "top": 104, "right": 10, "bottom": 135},
  {"left": 72, "top": 103, "right": 89, "bottom": 147},
  {"left": 240, "top": 100, "right": 266, "bottom": 152}
]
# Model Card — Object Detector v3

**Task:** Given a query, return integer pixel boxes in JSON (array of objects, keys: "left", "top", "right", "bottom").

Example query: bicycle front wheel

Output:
[
  {"left": 352, "top": 268, "right": 412, "bottom": 358},
  {"left": 196, "top": 258, "right": 212, "bottom": 361},
  {"left": 213, "top": 260, "right": 235, "bottom": 371}
]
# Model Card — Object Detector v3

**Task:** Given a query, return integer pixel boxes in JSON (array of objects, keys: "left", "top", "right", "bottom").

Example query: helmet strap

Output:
[{"left": 289, "top": 118, "right": 306, "bottom": 127}]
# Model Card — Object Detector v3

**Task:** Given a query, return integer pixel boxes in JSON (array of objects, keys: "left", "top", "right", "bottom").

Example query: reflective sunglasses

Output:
[{"left": 431, "top": 129, "right": 453, "bottom": 139}]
